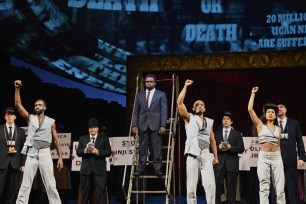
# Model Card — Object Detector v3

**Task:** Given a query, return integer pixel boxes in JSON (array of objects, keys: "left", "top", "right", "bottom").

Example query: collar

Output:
[
  {"left": 278, "top": 117, "right": 287, "bottom": 123},
  {"left": 146, "top": 88, "right": 155, "bottom": 94},
  {"left": 223, "top": 127, "right": 231, "bottom": 132},
  {"left": 90, "top": 134, "right": 98, "bottom": 138},
  {"left": 6, "top": 123, "right": 14, "bottom": 130}
]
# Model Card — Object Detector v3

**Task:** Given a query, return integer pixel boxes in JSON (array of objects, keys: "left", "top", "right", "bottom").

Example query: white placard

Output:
[
  {"left": 71, "top": 141, "right": 82, "bottom": 171},
  {"left": 51, "top": 133, "right": 71, "bottom": 159},
  {"left": 239, "top": 137, "right": 261, "bottom": 171},
  {"left": 110, "top": 136, "right": 135, "bottom": 166}
]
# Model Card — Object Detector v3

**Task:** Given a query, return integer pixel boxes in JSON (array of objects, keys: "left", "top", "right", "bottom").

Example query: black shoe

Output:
[
  {"left": 155, "top": 170, "right": 163, "bottom": 177},
  {"left": 133, "top": 170, "right": 143, "bottom": 177}
]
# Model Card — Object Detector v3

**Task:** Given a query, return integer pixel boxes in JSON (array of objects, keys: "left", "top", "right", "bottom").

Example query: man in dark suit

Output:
[
  {"left": 0, "top": 107, "right": 26, "bottom": 204},
  {"left": 214, "top": 111, "right": 245, "bottom": 204},
  {"left": 132, "top": 74, "right": 168, "bottom": 177},
  {"left": 273, "top": 100, "right": 305, "bottom": 204},
  {"left": 77, "top": 118, "right": 111, "bottom": 204}
]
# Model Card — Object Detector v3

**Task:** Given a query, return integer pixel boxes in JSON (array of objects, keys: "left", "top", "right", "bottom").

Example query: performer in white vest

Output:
[
  {"left": 14, "top": 80, "right": 63, "bottom": 204},
  {"left": 177, "top": 79, "right": 219, "bottom": 204}
]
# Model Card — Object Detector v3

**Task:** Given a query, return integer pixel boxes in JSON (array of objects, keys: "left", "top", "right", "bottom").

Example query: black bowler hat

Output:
[
  {"left": 220, "top": 111, "right": 235, "bottom": 124},
  {"left": 263, "top": 103, "right": 279, "bottom": 115},
  {"left": 3, "top": 107, "right": 17, "bottom": 116},
  {"left": 274, "top": 99, "right": 288, "bottom": 109},
  {"left": 88, "top": 118, "right": 101, "bottom": 128}
]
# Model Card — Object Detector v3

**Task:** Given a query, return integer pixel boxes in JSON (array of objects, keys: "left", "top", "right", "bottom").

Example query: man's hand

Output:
[
  {"left": 57, "top": 158, "right": 63, "bottom": 171},
  {"left": 159, "top": 127, "right": 166, "bottom": 135},
  {"left": 213, "top": 158, "right": 219, "bottom": 165},
  {"left": 298, "top": 159, "right": 304, "bottom": 167},
  {"left": 84, "top": 142, "right": 90, "bottom": 153},
  {"left": 132, "top": 127, "right": 138, "bottom": 135},
  {"left": 85, "top": 142, "right": 95, "bottom": 153},
  {"left": 223, "top": 143, "right": 231, "bottom": 150},
  {"left": 109, "top": 150, "right": 116, "bottom": 163},
  {"left": 219, "top": 143, "right": 231, "bottom": 150},
  {"left": 219, "top": 143, "right": 224, "bottom": 150},
  {"left": 20, "top": 166, "right": 25, "bottom": 172},
  {"left": 14, "top": 80, "right": 22, "bottom": 88},
  {"left": 91, "top": 147, "right": 99, "bottom": 156}
]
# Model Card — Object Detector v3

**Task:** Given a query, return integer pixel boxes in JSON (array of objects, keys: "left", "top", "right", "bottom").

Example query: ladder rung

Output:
[{"left": 130, "top": 190, "right": 167, "bottom": 194}]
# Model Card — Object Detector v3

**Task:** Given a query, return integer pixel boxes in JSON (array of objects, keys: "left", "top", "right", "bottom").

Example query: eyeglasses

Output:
[{"left": 145, "top": 81, "right": 155, "bottom": 83}]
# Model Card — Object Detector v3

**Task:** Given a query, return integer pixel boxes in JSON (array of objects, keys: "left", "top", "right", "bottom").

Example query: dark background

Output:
[{"left": 1, "top": 0, "right": 306, "bottom": 203}]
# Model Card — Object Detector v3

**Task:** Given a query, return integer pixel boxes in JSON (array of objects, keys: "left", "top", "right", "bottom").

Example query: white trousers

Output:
[
  {"left": 16, "top": 148, "right": 61, "bottom": 204},
  {"left": 186, "top": 149, "right": 215, "bottom": 204},
  {"left": 257, "top": 150, "right": 286, "bottom": 204}
]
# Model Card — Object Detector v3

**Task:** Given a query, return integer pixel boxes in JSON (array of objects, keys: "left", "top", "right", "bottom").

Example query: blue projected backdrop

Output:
[{"left": 1, "top": 0, "right": 306, "bottom": 95}]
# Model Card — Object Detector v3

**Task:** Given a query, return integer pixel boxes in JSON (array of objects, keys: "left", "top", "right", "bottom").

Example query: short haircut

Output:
[
  {"left": 144, "top": 74, "right": 156, "bottom": 82},
  {"left": 35, "top": 98, "right": 47, "bottom": 108},
  {"left": 192, "top": 100, "right": 205, "bottom": 112}
]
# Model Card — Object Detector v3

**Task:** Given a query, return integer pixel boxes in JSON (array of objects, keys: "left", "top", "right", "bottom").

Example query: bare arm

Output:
[
  {"left": 209, "top": 128, "right": 219, "bottom": 164},
  {"left": 177, "top": 80, "right": 193, "bottom": 124},
  {"left": 51, "top": 122, "right": 63, "bottom": 171},
  {"left": 14, "top": 80, "right": 29, "bottom": 121},
  {"left": 247, "top": 87, "right": 262, "bottom": 129}
]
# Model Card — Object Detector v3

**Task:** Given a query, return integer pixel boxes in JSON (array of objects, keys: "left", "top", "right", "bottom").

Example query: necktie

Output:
[
  {"left": 146, "top": 91, "right": 150, "bottom": 108},
  {"left": 279, "top": 121, "right": 283, "bottom": 132},
  {"left": 8, "top": 126, "right": 13, "bottom": 140},
  {"left": 91, "top": 137, "right": 95, "bottom": 143},
  {"left": 224, "top": 130, "right": 228, "bottom": 142}
]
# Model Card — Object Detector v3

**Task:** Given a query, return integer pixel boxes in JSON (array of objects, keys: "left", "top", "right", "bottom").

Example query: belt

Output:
[{"left": 186, "top": 153, "right": 197, "bottom": 159}]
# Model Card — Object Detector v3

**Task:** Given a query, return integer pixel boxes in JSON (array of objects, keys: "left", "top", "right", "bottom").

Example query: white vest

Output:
[
  {"left": 21, "top": 114, "right": 55, "bottom": 156},
  {"left": 184, "top": 113, "right": 213, "bottom": 156}
]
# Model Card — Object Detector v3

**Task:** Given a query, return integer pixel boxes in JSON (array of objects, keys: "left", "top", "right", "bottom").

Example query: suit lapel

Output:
[
  {"left": 150, "top": 89, "right": 158, "bottom": 108},
  {"left": 227, "top": 130, "right": 233, "bottom": 141},
  {"left": 216, "top": 130, "right": 223, "bottom": 142},
  {"left": 141, "top": 91, "right": 148, "bottom": 109},
  {"left": 284, "top": 118, "right": 290, "bottom": 133},
  {"left": 95, "top": 134, "right": 100, "bottom": 146},
  {"left": 95, "top": 133, "right": 104, "bottom": 147}
]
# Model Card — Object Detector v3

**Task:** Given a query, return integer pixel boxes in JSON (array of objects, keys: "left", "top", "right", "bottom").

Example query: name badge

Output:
[{"left": 7, "top": 141, "right": 16, "bottom": 146}]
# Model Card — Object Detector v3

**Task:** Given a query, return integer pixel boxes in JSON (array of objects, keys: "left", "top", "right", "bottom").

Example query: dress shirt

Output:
[
  {"left": 90, "top": 134, "right": 97, "bottom": 144},
  {"left": 146, "top": 88, "right": 155, "bottom": 108},
  {"left": 222, "top": 127, "right": 231, "bottom": 141},
  {"left": 6, "top": 123, "right": 15, "bottom": 139}
]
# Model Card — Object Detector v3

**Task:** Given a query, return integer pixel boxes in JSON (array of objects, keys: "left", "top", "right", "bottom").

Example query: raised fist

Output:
[{"left": 14, "top": 80, "right": 22, "bottom": 88}]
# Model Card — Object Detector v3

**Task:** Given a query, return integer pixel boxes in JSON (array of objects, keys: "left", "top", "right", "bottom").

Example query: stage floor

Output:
[{"left": 68, "top": 195, "right": 208, "bottom": 204}]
